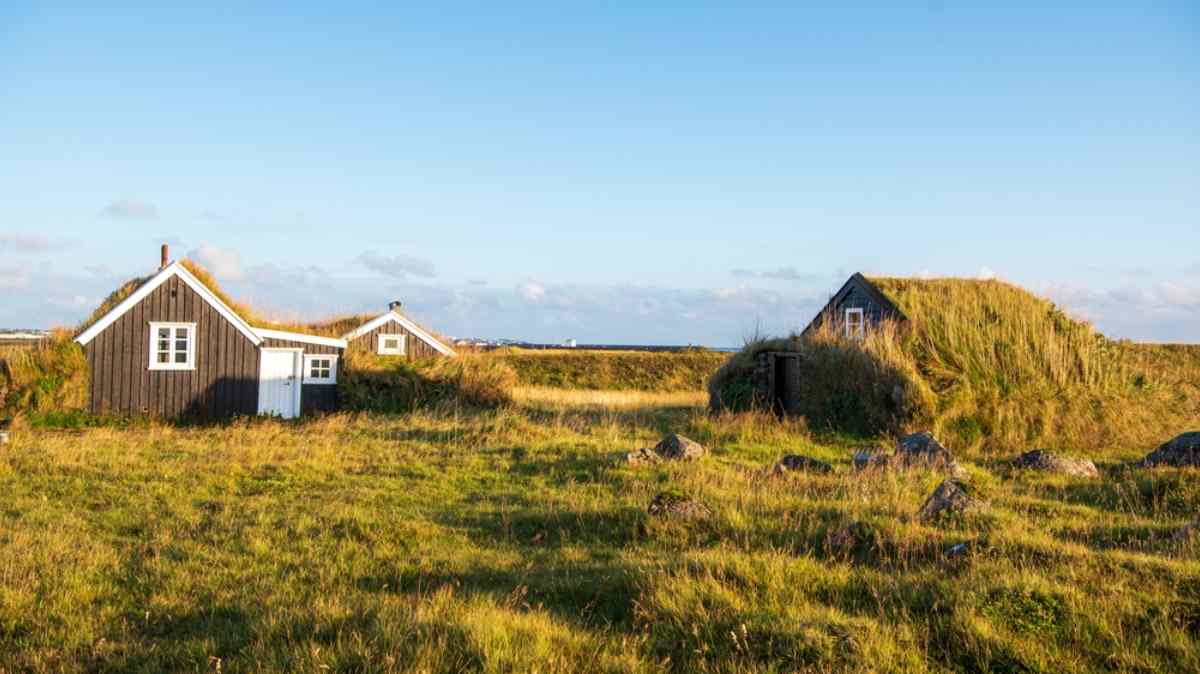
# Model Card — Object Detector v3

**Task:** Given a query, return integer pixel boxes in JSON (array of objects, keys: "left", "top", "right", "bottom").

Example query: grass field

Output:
[
  {"left": 0, "top": 390, "right": 1196, "bottom": 672},
  {"left": 499, "top": 349, "right": 729, "bottom": 392}
]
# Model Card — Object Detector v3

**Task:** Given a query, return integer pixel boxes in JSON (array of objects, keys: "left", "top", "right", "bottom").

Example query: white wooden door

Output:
[{"left": 258, "top": 349, "right": 301, "bottom": 418}]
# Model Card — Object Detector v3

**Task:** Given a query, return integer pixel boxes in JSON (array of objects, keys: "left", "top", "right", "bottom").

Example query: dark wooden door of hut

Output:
[{"left": 771, "top": 353, "right": 802, "bottom": 416}]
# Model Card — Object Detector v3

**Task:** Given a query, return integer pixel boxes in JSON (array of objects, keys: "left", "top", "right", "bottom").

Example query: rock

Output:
[
  {"left": 654, "top": 433, "right": 707, "bottom": 461},
  {"left": 896, "top": 431, "right": 956, "bottom": 470},
  {"left": 852, "top": 449, "right": 891, "bottom": 471},
  {"left": 945, "top": 539, "right": 987, "bottom": 559},
  {"left": 918, "top": 479, "right": 982, "bottom": 523},
  {"left": 1174, "top": 521, "right": 1199, "bottom": 545},
  {"left": 945, "top": 542, "right": 971, "bottom": 558},
  {"left": 647, "top": 492, "right": 712, "bottom": 520},
  {"left": 1139, "top": 432, "right": 1200, "bottom": 468},
  {"left": 624, "top": 447, "right": 662, "bottom": 466},
  {"left": 772, "top": 454, "right": 833, "bottom": 475},
  {"left": 828, "top": 521, "right": 875, "bottom": 552},
  {"left": 1012, "top": 449, "right": 1099, "bottom": 477}
]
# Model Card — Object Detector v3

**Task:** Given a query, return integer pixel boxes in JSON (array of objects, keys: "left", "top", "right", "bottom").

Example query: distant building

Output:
[{"left": 73, "top": 246, "right": 455, "bottom": 420}]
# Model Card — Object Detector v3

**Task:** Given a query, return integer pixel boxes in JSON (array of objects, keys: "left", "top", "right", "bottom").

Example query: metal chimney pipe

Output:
[{"left": 160, "top": 244, "right": 169, "bottom": 270}]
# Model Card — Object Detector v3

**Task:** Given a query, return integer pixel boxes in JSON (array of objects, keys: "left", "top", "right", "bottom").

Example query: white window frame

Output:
[
  {"left": 148, "top": 322, "right": 197, "bottom": 370},
  {"left": 303, "top": 354, "right": 339, "bottom": 384},
  {"left": 377, "top": 333, "right": 407, "bottom": 356},
  {"left": 844, "top": 308, "right": 865, "bottom": 340}
]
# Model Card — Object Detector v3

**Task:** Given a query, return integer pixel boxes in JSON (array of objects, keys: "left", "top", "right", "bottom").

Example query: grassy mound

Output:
[
  {"left": 0, "top": 332, "right": 89, "bottom": 422},
  {"left": 500, "top": 349, "right": 728, "bottom": 392},
  {"left": 711, "top": 277, "right": 1200, "bottom": 452},
  {"left": 338, "top": 349, "right": 516, "bottom": 412}
]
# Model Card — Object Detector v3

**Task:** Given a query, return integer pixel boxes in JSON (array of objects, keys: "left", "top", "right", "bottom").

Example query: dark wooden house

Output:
[
  {"left": 75, "top": 259, "right": 349, "bottom": 419},
  {"left": 802, "top": 273, "right": 905, "bottom": 339},
  {"left": 341, "top": 302, "right": 457, "bottom": 358}
]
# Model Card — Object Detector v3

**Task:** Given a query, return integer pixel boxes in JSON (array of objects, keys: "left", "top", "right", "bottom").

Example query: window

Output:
[
  {"left": 149, "top": 322, "right": 196, "bottom": 370},
  {"left": 378, "top": 333, "right": 407, "bottom": 355},
  {"left": 304, "top": 355, "right": 338, "bottom": 384},
  {"left": 844, "top": 308, "right": 865, "bottom": 340}
]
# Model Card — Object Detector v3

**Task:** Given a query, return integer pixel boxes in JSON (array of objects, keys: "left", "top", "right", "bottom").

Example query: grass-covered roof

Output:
[{"left": 712, "top": 274, "right": 1200, "bottom": 452}]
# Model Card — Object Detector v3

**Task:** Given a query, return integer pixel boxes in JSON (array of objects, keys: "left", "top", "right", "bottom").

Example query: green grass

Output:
[
  {"left": 0, "top": 399, "right": 1196, "bottom": 672},
  {"left": 500, "top": 349, "right": 729, "bottom": 392}
]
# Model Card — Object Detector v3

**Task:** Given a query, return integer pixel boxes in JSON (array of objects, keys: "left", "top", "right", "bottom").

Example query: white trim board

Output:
[
  {"left": 254, "top": 328, "right": 347, "bottom": 349},
  {"left": 342, "top": 311, "right": 456, "bottom": 356},
  {"left": 75, "top": 261, "right": 263, "bottom": 347}
]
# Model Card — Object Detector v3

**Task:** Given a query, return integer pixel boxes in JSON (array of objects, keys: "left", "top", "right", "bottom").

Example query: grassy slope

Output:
[
  {"left": 500, "top": 349, "right": 729, "bottom": 392},
  {"left": 0, "top": 402, "right": 1196, "bottom": 672},
  {"left": 712, "top": 277, "right": 1200, "bottom": 452}
]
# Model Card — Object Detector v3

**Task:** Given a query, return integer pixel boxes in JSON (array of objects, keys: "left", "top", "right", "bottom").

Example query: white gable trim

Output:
[
  {"left": 254, "top": 328, "right": 347, "bottom": 349},
  {"left": 342, "top": 312, "right": 456, "bottom": 356},
  {"left": 75, "top": 261, "right": 263, "bottom": 347}
]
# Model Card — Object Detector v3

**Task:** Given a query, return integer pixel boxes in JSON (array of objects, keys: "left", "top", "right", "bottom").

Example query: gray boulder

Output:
[
  {"left": 918, "top": 479, "right": 982, "bottom": 523},
  {"left": 896, "top": 431, "right": 956, "bottom": 470},
  {"left": 772, "top": 454, "right": 833, "bottom": 475},
  {"left": 624, "top": 447, "right": 662, "bottom": 466},
  {"left": 1139, "top": 432, "right": 1200, "bottom": 468},
  {"left": 1012, "top": 449, "right": 1100, "bottom": 477},
  {"left": 647, "top": 492, "right": 712, "bottom": 520},
  {"left": 654, "top": 433, "right": 707, "bottom": 461}
]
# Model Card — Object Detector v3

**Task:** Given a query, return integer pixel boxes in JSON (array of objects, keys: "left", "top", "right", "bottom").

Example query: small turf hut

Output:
[{"left": 710, "top": 272, "right": 1200, "bottom": 452}]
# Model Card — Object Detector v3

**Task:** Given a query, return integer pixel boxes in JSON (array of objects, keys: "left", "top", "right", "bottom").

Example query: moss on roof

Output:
[{"left": 76, "top": 260, "right": 451, "bottom": 344}]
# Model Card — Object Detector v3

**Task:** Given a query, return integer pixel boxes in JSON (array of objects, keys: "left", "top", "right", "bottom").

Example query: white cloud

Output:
[
  {"left": 187, "top": 244, "right": 245, "bottom": 281},
  {"left": 1045, "top": 281, "right": 1200, "bottom": 343},
  {"left": 518, "top": 281, "right": 546, "bottom": 302},
  {"left": 977, "top": 266, "right": 997, "bottom": 280},
  {"left": 102, "top": 199, "right": 158, "bottom": 219},
  {"left": 0, "top": 232, "right": 70, "bottom": 254},
  {"left": 731, "top": 266, "right": 822, "bottom": 282},
  {"left": 356, "top": 251, "right": 437, "bottom": 279},
  {"left": 0, "top": 266, "right": 29, "bottom": 290}
]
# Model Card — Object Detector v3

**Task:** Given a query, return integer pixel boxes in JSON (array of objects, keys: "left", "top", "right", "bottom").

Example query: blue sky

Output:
[{"left": 1, "top": 2, "right": 1198, "bottom": 345}]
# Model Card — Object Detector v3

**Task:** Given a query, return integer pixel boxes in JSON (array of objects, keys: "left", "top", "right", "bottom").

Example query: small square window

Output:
[
  {"left": 304, "top": 355, "right": 338, "bottom": 384},
  {"left": 149, "top": 322, "right": 196, "bottom": 370},
  {"left": 378, "top": 333, "right": 407, "bottom": 356}
]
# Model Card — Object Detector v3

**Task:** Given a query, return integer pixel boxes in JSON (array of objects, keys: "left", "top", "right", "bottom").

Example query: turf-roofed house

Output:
[
  {"left": 716, "top": 270, "right": 1200, "bottom": 452},
  {"left": 74, "top": 247, "right": 456, "bottom": 419}
]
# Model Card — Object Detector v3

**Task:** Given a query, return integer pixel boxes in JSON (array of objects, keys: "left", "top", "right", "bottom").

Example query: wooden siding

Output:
[
  {"left": 804, "top": 274, "right": 903, "bottom": 335},
  {"left": 83, "top": 274, "right": 259, "bottom": 418},
  {"left": 348, "top": 318, "right": 444, "bottom": 359},
  {"left": 260, "top": 337, "right": 342, "bottom": 414}
]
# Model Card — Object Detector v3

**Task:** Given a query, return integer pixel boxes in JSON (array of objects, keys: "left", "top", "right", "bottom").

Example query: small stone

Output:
[
  {"left": 852, "top": 449, "right": 890, "bottom": 471},
  {"left": 945, "top": 541, "right": 981, "bottom": 559},
  {"left": 918, "top": 479, "right": 982, "bottom": 523},
  {"left": 773, "top": 454, "right": 833, "bottom": 475},
  {"left": 624, "top": 447, "right": 661, "bottom": 466},
  {"left": 1012, "top": 449, "right": 1099, "bottom": 477},
  {"left": 896, "top": 431, "right": 956, "bottom": 470},
  {"left": 828, "top": 521, "right": 874, "bottom": 552},
  {"left": 1138, "top": 432, "right": 1200, "bottom": 468},
  {"left": 647, "top": 492, "right": 712, "bottom": 520},
  {"left": 654, "top": 433, "right": 707, "bottom": 461}
]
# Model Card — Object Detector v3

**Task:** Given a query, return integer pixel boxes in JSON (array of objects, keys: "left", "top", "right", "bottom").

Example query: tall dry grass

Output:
[{"left": 712, "top": 278, "right": 1200, "bottom": 453}]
